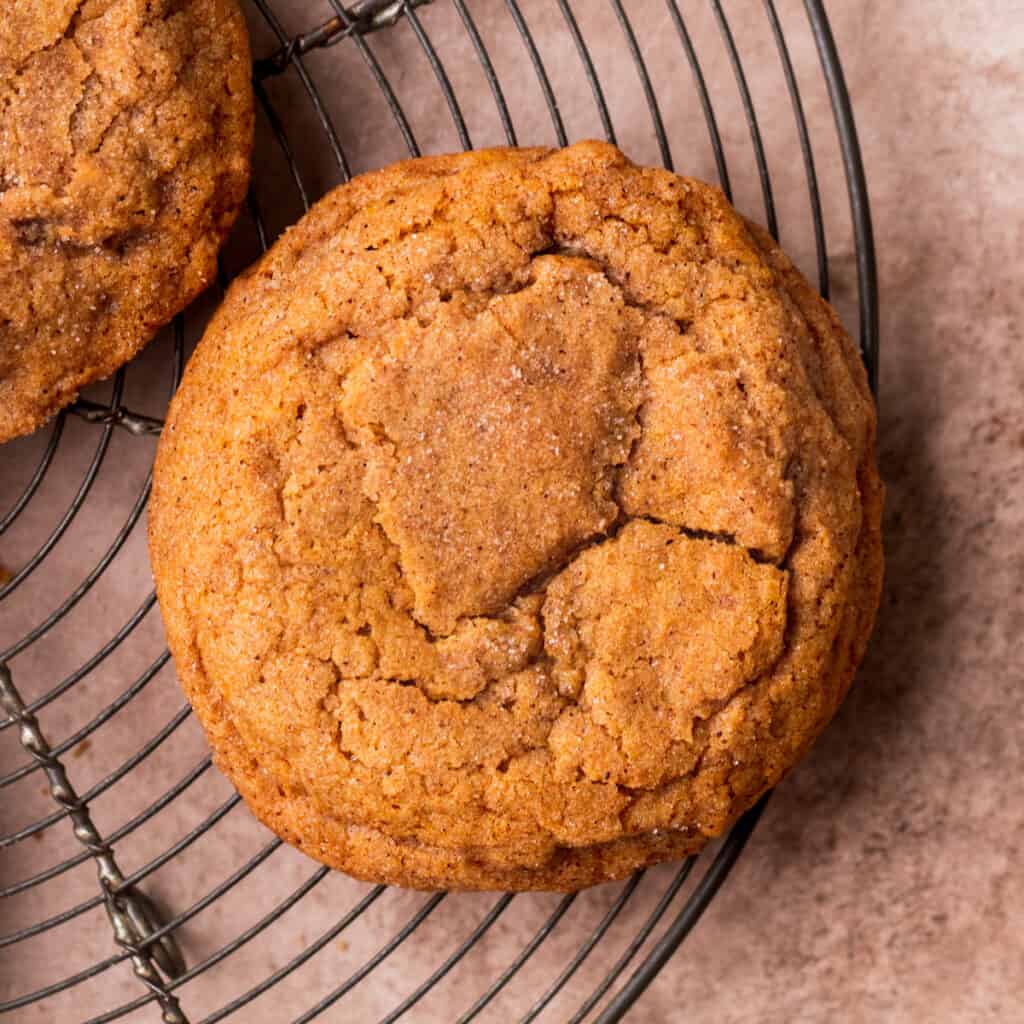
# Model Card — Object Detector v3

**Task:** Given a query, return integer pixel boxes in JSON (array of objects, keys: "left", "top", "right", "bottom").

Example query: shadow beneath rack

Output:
[{"left": 756, "top": 258, "right": 956, "bottom": 875}]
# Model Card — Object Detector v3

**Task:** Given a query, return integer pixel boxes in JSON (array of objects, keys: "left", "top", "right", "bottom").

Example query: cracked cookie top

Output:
[
  {"left": 0, "top": 0, "right": 253, "bottom": 441},
  {"left": 150, "top": 142, "right": 883, "bottom": 891}
]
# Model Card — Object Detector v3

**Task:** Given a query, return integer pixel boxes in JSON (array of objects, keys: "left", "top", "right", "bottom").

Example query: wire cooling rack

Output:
[{"left": 0, "top": 1, "right": 878, "bottom": 1021}]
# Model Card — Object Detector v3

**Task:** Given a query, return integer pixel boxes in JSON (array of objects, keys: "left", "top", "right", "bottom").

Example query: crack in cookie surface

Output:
[
  {"left": 150, "top": 141, "right": 883, "bottom": 890},
  {"left": 341, "top": 254, "right": 644, "bottom": 636}
]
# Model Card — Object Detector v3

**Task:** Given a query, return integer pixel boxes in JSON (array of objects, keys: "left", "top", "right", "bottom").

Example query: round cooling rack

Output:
[{"left": 0, "top": 1, "right": 878, "bottom": 1021}]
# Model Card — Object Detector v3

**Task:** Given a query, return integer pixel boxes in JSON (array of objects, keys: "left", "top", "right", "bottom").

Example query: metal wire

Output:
[
  {"left": 803, "top": 0, "right": 880, "bottom": 390},
  {"left": 521, "top": 872, "right": 646, "bottom": 1023},
  {"left": 665, "top": 0, "right": 731, "bottom": 199},
  {"left": 0, "top": 415, "right": 64, "bottom": 535},
  {"left": 0, "top": 592, "right": 159, "bottom": 729},
  {"left": 0, "top": 665, "right": 185, "bottom": 1021},
  {"left": 505, "top": 0, "right": 567, "bottom": 146},
  {"left": 198, "top": 885, "right": 387, "bottom": 1024},
  {"left": 0, "top": 1, "right": 879, "bottom": 1020},
  {"left": 0, "top": 757, "right": 214, "bottom": 901},
  {"left": 710, "top": 0, "right": 779, "bottom": 239},
  {"left": 0, "top": 372, "right": 123, "bottom": 601},
  {"left": 0, "top": 648, "right": 170, "bottom": 789},
  {"left": 378, "top": 894, "right": 515, "bottom": 1024},
  {"left": 609, "top": 0, "right": 672, "bottom": 169},
  {"left": 292, "top": 893, "right": 448, "bottom": 1024},
  {"left": 556, "top": 1, "right": 614, "bottom": 145},
  {"left": 453, "top": 0, "right": 517, "bottom": 146},
  {"left": 328, "top": 0, "right": 423, "bottom": 157},
  {"left": 764, "top": 0, "right": 828, "bottom": 297},
  {"left": 569, "top": 860, "right": 696, "bottom": 1024},
  {"left": 457, "top": 893, "right": 577, "bottom": 1023},
  {"left": 0, "top": 693, "right": 186, "bottom": 848},
  {"left": 85, "top": 858, "right": 329, "bottom": 1024},
  {"left": 406, "top": 2, "right": 473, "bottom": 150},
  {"left": 593, "top": 797, "right": 768, "bottom": 1023}
]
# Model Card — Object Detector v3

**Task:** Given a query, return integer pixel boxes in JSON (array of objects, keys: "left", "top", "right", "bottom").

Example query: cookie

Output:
[
  {"left": 0, "top": 0, "right": 253, "bottom": 442},
  {"left": 150, "top": 142, "right": 883, "bottom": 891}
]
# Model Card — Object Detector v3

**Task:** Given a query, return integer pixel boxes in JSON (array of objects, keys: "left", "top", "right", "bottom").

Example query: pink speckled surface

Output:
[{"left": 2, "top": 1, "right": 1022, "bottom": 1021}]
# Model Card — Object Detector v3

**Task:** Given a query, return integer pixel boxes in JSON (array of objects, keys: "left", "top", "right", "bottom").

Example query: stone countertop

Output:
[{"left": 1, "top": 2, "right": 1020, "bottom": 1021}]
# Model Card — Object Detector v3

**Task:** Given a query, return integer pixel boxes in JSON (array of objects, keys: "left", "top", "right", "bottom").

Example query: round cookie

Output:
[
  {"left": 150, "top": 142, "right": 883, "bottom": 891},
  {"left": 0, "top": 0, "right": 253, "bottom": 442}
]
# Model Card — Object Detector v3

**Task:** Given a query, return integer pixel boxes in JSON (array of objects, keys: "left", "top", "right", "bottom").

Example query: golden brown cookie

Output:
[
  {"left": 150, "top": 142, "right": 883, "bottom": 891},
  {"left": 0, "top": 0, "right": 253, "bottom": 442}
]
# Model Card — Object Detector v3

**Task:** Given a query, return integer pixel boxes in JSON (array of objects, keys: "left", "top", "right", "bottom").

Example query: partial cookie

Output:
[
  {"left": 0, "top": 0, "right": 253, "bottom": 442},
  {"left": 150, "top": 142, "right": 883, "bottom": 891}
]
